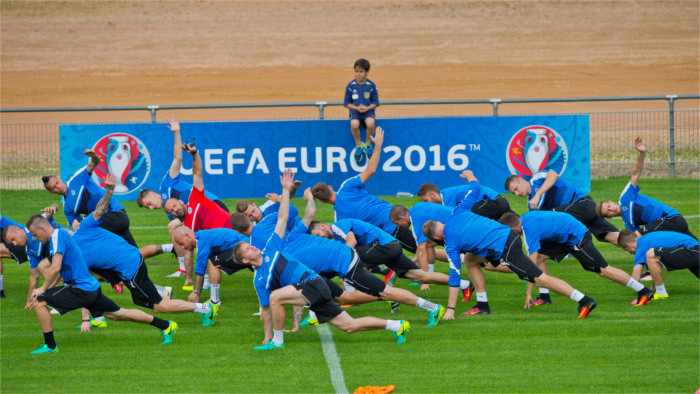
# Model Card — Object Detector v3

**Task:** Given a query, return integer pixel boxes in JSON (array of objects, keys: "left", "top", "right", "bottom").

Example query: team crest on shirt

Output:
[
  {"left": 91, "top": 133, "right": 151, "bottom": 195},
  {"left": 187, "top": 207, "right": 192, "bottom": 214},
  {"left": 265, "top": 256, "right": 270, "bottom": 263},
  {"left": 505, "top": 125, "right": 568, "bottom": 181},
  {"left": 364, "top": 92, "right": 370, "bottom": 99}
]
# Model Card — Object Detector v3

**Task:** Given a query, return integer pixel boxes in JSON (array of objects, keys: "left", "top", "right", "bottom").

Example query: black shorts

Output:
[
  {"left": 89, "top": 267, "right": 123, "bottom": 287},
  {"left": 538, "top": 231, "right": 609, "bottom": 273},
  {"left": 471, "top": 195, "right": 513, "bottom": 221},
  {"left": 3, "top": 241, "right": 28, "bottom": 264},
  {"left": 123, "top": 258, "right": 162, "bottom": 309},
  {"left": 653, "top": 244, "right": 700, "bottom": 277},
  {"left": 391, "top": 226, "right": 417, "bottom": 254},
  {"left": 100, "top": 210, "right": 137, "bottom": 247},
  {"left": 553, "top": 196, "right": 619, "bottom": 242},
  {"left": 292, "top": 277, "right": 344, "bottom": 324},
  {"left": 639, "top": 215, "right": 698, "bottom": 240},
  {"left": 342, "top": 250, "right": 387, "bottom": 297},
  {"left": 355, "top": 240, "right": 418, "bottom": 278},
  {"left": 210, "top": 248, "right": 253, "bottom": 275},
  {"left": 37, "top": 286, "right": 120, "bottom": 317},
  {"left": 213, "top": 199, "right": 230, "bottom": 213},
  {"left": 493, "top": 231, "right": 543, "bottom": 283}
]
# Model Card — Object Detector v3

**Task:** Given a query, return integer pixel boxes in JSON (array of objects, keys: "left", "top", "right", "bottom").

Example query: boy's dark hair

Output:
[
  {"left": 354, "top": 58, "right": 370, "bottom": 72},
  {"left": 504, "top": 175, "right": 521, "bottom": 191},
  {"left": 417, "top": 183, "right": 440, "bottom": 198},
  {"left": 497, "top": 212, "right": 521, "bottom": 228},
  {"left": 307, "top": 221, "right": 323, "bottom": 234},
  {"left": 230, "top": 212, "right": 251, "bottom": 233},
  {"left": 311, "top": 183, "right": 333, "bottom": 203},
  {"left": 389, "top": 205, "right": 409, "bottom": 221},
  {"left": 136, "top": 189, "right": 153, "bottom": 208},
  {"left": 618, "top": 229, "right": 638, "bottom": 247}
]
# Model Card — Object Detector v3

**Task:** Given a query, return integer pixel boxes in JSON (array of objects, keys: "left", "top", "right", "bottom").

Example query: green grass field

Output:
[{"left": 1, "top": 178, "right": 698, "bottom": 393}]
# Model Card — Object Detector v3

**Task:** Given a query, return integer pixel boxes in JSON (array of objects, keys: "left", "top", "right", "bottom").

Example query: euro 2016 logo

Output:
[
  {"left": 91, "top": 133, "right": 151, "bottom": 194},
  {"left": 506, "top": 125, "right": 568, "bottom": 181}
]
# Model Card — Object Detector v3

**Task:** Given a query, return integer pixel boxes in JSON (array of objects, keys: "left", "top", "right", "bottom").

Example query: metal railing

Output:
[{"left": 1, "top": 95, "right": 698, "bottom": 190}]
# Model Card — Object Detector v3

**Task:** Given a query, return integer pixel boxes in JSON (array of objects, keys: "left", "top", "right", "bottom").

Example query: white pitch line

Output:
[{"left": 316, "top": 324, "right": 349, "bottom": 394}]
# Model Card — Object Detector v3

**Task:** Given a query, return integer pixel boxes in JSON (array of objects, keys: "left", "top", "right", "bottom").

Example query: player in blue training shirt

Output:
[
  {"left": 1, "top": 207, "right": 67, "bottom": 299},
  {"left": 618, "top": 229, "right": 699, "bottom": 300},
  {"left": 311, "top": 128, "right": 416, "bottom": 254},
  {"left": 498, "top": 211, "right": 653, "bottom": 308},
  {"left": 418, "top": 170, "right": 514, "bottom": 220},
  {"left": 73, "top": 174, "right": 216, "bottom": 328},
  {"left": 287, "top": 189, "right": 447, "bottom": 327},
  {"left": 173, "top": 226, "right": 251, "bottom": 308},
  {"left": 596, "top": 138, "right": 696, "bottom": 240},
  {"left": 505, "top": 169, "right": 620, "bottom": 245},
  {"left": 422, "top": 192, "right": 598, "bottom": 319},
  {"left": 233, "top": 169, "right": 409, "bottom": 350},
  {"left": 42, "top": 149, "right": 137, "bottom": 247},
  {"left": 344, "top": 58, "right": 380, "bottom": 162},
  {"left": 308, "top": 218, "right": 473, "bottom": 305},
  {"left": 24, "top": 214, "right": 179, "bottom": 354}
]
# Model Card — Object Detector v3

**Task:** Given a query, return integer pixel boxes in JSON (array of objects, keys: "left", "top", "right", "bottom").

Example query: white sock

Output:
[
  {"left": 210, "top": 284, "right": 221, "bottom": 303},
  {"left": 460, "top": 280, "right": 471, "bottom": 289},
  {"left": 309, "top": 310, "right": 318, "bottom": 320},
  {"left": 539, "top": 288, "right": 550, "bottom": 295},
  {"left": 416, "top": 297, "right": 438, "bottom": 312},
  {"left": 161, "top": 244, "right": 173, "bottom": 254},
  {"left": 194, "top": 302, "right": 210, "bottom": 314},
  {"left": 343, "top": 280, "right": 356, "bottom": 293},
  {"left": 655, "top": 284, "right": 668, "bottom": 296},
  {"left": 203, "top": 274, "right": 210, "bottom": 288},
  {"left": 273, "top": 330, "right": 284, "bottom": 346},
  {"left": 385, "top": 320, "right": 401, "bottom": 331},
  {"left": 428, "top": 264, "right": 434, "bottom": 273},
  {"left": 476, "top": 292, "right": 488, "bottom": 302},
  {"left": 569, "top": 289, "right": 585, "bottom": 302},
  {"left": 94, "top": 316, "right": 106, "bottom": 322},
  {"left": 0, "top": 275, "right": 3, "bottom": 290},
  {"left": 178, "top": 257, "right": 186, "bottom": 272},
  {"left": 626, "top": 278, "right": 645, "bottom": 292},
  {"left": 155, "top": 285, "right": 166, "bottom": 296}
]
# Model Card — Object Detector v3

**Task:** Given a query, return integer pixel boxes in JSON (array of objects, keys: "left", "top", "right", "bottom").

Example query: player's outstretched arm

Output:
[
  {"left": 274, "top": 169, "right": 294, "bottom": 238},
  {"left": 460, "top": 169, "right": 478, "bottom": 183},
  {"left": 360, "top": 126, "right": 384, "bottom": 183},
  {"left": 168, "top": 116, "right": 183, "bottom": 178},
  {"left": 184, "top": 143, "right": 204, "bottom": 191},
  {"left": 529, "top": 170, "right": 559, "bottom": 210},
  {"left": 301, "top": 187, "right": 316, "bottom": 227},
  {"left": 84, "top": 149, "right": 101, "bottom": 174},
  {"left": 629, "top": 137, "right": 646, "bottom": 187},
  {"left": 94, "top": 174, "right": 116, "bottom": 221}
]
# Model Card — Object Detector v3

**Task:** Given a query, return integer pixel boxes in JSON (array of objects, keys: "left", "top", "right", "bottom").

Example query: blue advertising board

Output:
[{"left": 59, "top": 115, "right": 590, "bottom": 201}]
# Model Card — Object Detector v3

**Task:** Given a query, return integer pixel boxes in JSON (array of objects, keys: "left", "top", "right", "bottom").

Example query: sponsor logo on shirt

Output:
[
  {"left": 91, "top": 133, "right": 152, "bottom": 195},
  {"left": 505, "top": 125, "right": 568, "bottom": 181}
]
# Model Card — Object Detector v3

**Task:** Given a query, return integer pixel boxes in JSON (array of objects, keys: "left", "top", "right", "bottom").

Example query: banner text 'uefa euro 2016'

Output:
[{"left": 59, "top": 116, "right": 590, "bottom": 201}]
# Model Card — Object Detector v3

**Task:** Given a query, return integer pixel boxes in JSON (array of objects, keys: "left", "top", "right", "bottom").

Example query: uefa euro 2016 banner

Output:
[{"left": 59, "top": 115, "right": 590, "bottom": 201}]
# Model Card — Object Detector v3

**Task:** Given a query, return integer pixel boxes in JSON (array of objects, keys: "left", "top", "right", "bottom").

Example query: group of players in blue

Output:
[{"left": 1, "top": 118, "right": 697, "bottom": 354}]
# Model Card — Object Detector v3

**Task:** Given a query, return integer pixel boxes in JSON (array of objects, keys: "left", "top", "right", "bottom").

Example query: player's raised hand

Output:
[
  {"left": 280, "top": 168, "right": 295, "bottom": 190},
  {"left": 167, "top": 115, "right": 180, "bottom": 133},
  {"left": 83, "top": 149, "right": 99, "bottom": 160},
  {"left": 182, "top": 143, "right": 197, "bottom": 155},
  {"left": 303, "top": 187, "right": 313, "bottom": 202},
  {"left": 41, "top": 204, "right": 59, "bottom": 217},
  {"left": 634, "top": 137, "right": 646, "bottom": 153},
  {"left": 370, "top": 126, "right": 384, "bottom": 147},
  {"left": 103, "top": 173, "right": 116, "bottom": 190},
  {"left": 460, "top": 170, "right": 477, "bottom": 182},
  {"left": 265, "top": 193, "right": 282, "bottom": 203}
]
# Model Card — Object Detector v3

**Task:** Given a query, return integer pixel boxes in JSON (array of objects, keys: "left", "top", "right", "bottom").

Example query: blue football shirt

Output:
[
  {"left": 48, "top": 228, "right": 100, "bottom": 291},
  {"left": 194, "top": 228, "right": 250, "bottom": 275},
  {"left": 618, "top": 182, "right": 680, "bottom": 231},
  {"left": 633, "top": 231, "right": 699, "bottom": 266},
  {"left": 520, "top": 211, "right": 588, "bottom": 254},
  {"left": 529, "top": 170, "right": 587, "bottom": 211},
  {"left": 334, "top": 175, "right": 396, "bottom": 234},
  {"left": 62, "top": 167, "right": 124, "bottom": 225},
  {"left": 331, "top": 219, "right": 396, "bottom": 246}
]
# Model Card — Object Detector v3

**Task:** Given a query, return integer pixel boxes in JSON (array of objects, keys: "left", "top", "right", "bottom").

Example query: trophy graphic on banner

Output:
[
  {"left": 524, "top": 128, "right": 549, "bottom": 175},
  {"left": 106, "top": 136, "right": 132, "bottom": 193}
]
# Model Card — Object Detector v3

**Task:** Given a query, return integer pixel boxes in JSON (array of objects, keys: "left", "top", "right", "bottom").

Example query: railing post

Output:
[
  {"left": 490, "top": 98, "right": 501, "bottom": 116},
  {"left": 316, "top": 101, "right": 327, "bottom": 120},
  {"left": 667, "top": 95, "right": 677, "bottom": 178},
  {"left": 148, "top": 105, "right": 159, "bottom": 123}
]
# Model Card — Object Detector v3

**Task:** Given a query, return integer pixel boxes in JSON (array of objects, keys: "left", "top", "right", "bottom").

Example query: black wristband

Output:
[
  {"left": 82, "top": 319, "right": 90, "bottom": 322},
  {"left": 446, "top": 306, "right": 455, "bottom": 310},
  {"left": 192, "top": 290, "right": 200, "bottom": 295}
]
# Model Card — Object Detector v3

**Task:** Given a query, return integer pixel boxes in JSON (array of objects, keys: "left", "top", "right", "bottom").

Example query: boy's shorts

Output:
[{"left": 349, "top": 110, "right": 376, "bottom": 122}]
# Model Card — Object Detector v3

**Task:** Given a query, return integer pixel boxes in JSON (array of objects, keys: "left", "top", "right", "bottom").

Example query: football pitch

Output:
[{"left": 1, "top": 178, "right": 698, "bottom": 393}]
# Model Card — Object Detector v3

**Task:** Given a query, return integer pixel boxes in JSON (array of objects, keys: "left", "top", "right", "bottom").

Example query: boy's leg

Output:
[
  {"left": 364, "top": 117, "right": 376, "bottom": 142},
  {"left": 350, "top": 119, "right": 362, "bottom": 147}
]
